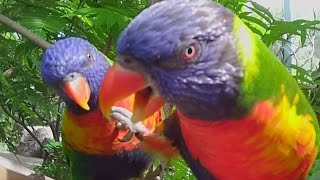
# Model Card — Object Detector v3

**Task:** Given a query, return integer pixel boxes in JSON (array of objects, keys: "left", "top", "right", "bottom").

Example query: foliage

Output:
[
  {"left": 0, "top": 0, "right": 147, "bottom": 178},
  {"left": 34, "top": 140, "right": 71, "bottom": 180},
  {"left": 310, "top": 159, "right": 320, "bottom": 180},
  {"left": 0, "top": 0, "right": 320, "bottom": 179},
  {"left": 163, "top": 157, "right": 196, "bottom": 180},
  {"left": 216, "top": 0, "right": 320, "bottom": 46},
  {"left": 0, "top": 112, "right": 19, "bottom": 152}
]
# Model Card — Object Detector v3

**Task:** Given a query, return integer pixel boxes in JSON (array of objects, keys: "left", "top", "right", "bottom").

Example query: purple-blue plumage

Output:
[
  {"left": 116, "top": 0, "right": 243, "bottom": 120},
  {"left": 41, "top": 37, "right": 109, "bottom": 113},
  {"left": 41, "top": 37, "right": 152, "bottom": 180},
  {"left": 115, "top": 1, "right": 246, "bottom": 178}
]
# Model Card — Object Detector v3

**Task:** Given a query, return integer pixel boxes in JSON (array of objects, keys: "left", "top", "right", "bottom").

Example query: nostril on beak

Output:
[
  {"left": 64, "top": 72, "right": 82, "bottom": 82},
  {"left": 70, "top": 73, "right": 75, "bottom": 79}
]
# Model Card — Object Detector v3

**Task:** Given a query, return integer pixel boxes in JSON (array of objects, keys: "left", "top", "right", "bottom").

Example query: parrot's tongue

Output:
[
  {"left": 132, "top": 87, "right": 165, "bottom": 122},
  {"left": 98, "top": 63, "right": 165, "bottom": 122}
]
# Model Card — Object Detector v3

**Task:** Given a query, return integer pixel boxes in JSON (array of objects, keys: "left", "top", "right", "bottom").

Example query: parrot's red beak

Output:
[
  {"left": 62, "top": 76, "right": 91, "bottom": 111},
  {"left": 99, "top": 63, "right": 165, "bottom": 122}
]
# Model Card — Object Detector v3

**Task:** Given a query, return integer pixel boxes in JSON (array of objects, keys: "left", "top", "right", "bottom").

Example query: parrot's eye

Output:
[
  {"left": 87, "top": 54, "right": 93, "bottom": 62},
  {"left": 181, "top": 43, "right": 198, "bottom": 62},
  {"left": 85, "top": 53, "right": 94, "bottom": 66},
  {"left": 158, "top": 40, "right": 200, "bottom": 68}
]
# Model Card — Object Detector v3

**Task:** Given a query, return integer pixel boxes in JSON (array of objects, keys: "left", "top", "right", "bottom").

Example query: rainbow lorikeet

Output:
[
  {"left": 40, "top": 37, "right": 161, "bottom": 180},
  {"left": 97, "top": 0, "right": 320, "bottom": 179}
]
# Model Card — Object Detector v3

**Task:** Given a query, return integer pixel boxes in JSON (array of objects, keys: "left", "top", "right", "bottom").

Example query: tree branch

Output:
[
  {"left": 31, "top": 105, "right": 58, "bottom": 141},
  {"left": 14, "top": 0, "right": 53, "bottom": 13},
  {"left": 0, "top": 13, "right": 51, "bottom": 50},
  {"left": 102, "top": 37, "right": 112, "bottom": 55},
  {"left": 54, "top": 101, "right": 64, "bottom": 141},
  {"left": 0, "top": 104, "right": 45, "bottom": 149},
  {"left": 31, "top": 106, "right": 51, "bottom": 124},
  {"left": 69, "top": 0, "right": 86, "bottom": 31}
]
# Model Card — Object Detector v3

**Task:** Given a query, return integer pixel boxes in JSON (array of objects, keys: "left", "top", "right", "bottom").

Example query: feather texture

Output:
[
  {"left": 63, "top": 95, "right": 162, "bottom": 179},
  {"left": 63, "top": 95, "right": 161, "bottom": 155},
  {"left": 178, "top": 94, "right": 317, "bottom": 179}
]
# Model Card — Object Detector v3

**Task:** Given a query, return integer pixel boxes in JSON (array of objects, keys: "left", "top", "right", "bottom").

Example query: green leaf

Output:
[
  {"left": 246, "top": 6, "right": 273, "bottom": 24},
  {"left": 313, "top": 80, "right": 320, "bottom": 85},
  {"left": 270, "top": 21, "right": 301, "bottom": 36},
  {"left": 0, "top": 70, "right": 9, "bottom": 86},
  {"left": 313, "top": 159, "right": 320, "bottom": 171},
  {"left": 238, "top": 12, "right": 252, "bottom": 19},
  {"left": 234, "top": 2, "right": 245, "bottom": 12},
  {"left": 309, "top": 170, "right": 320, "bottom": 180},
  {"left": 288, "top": 64, "right": 309, "bottom": 74},
  {"left": 250, "top": 2, "right": 274, "bottom": 21},
  {"left": 311, "top": 71, "right": 320, "bottom": 80},
  {"left": 312, "top": 106, "right": 320, "bottom": 113},
  {"left": 295, "top": 75, "right": 313, "bottom": 84},
  {"left": 19, "top": 15, "right": 67, "bottom": 33},
  {"left": 164, "top": 157, "right": 196, "bottom": 180},
  {"left": 246, "top": 25, "right": 264, "bottom": 36},
  {"left": 242, "top": 16, "right": 269, "bottom": 30},
  {"left": 300, "top": 29, "right": 307, "bottom": 45}
]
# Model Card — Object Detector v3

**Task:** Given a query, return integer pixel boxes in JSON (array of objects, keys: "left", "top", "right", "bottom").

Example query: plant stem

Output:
[
  {"left": 54, "top": 101, "right": 63, "bottom": 141},
  {"left": 0, "top": 13, "right": 51, "bottom": 50},
  {"left": 0, "top": 104, "right": 45, "bottom": 149},
  {"left": 102, "top": 37, "right": 112, "bottom": 55}
]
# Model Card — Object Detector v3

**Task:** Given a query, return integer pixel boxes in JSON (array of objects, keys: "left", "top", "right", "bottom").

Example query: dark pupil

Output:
[{"left": 187, "top": 47, "right": 193, "bottom": 55}]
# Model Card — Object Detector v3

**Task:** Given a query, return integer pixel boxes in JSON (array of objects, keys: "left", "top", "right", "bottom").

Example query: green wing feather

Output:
[{"left": 232, "top": 14, "right": 320, "bottom": 149}]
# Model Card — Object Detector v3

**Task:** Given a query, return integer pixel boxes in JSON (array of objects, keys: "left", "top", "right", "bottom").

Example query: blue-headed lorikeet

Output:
[
  {"left": 40, "top": 37, "right": 162, "bottom": 180},
  {"left": 97, "top": 0, "right": 320, "bottom": 179}
]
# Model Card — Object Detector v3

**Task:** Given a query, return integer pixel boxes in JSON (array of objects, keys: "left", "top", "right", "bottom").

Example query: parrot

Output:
[
  {"left": 40, "top": 37, "right": 162, "bottom": 180},
  {"left": 97, "top": 0, "right": 320, "bottom": 179}
]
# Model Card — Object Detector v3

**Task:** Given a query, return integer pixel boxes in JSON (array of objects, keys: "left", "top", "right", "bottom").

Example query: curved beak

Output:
[
  {"left": 62, "top": 74, "right": 91, "bottom": 110},
  {"left": 99, "top": 63, "right": 165, "bottom": 122}
]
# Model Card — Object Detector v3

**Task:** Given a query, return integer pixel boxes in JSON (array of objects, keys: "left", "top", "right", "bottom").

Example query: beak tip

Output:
[
  {"left": 63, "top": 75, "right": 91, "bottom": 111},
  {"left": 82, "top": 103, "right": 90, "bottom": 111}
]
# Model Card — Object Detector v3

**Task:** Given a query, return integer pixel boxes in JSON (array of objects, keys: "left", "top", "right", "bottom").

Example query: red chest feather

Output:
[{"left": 178, "top": 98, "right": 317, "bottom": 180}]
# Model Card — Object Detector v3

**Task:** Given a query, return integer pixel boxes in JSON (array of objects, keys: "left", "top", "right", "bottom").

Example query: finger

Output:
[
  {"left": 110, "top": 112, "right": 134, "bottom": 130},
  {"left": 111, "top": 106, "right": 133, "bottom": 119},
  {"left": 133, "top": 122, "right": 150, "bottom": 134},
  {"left": 110, "top": 111, "right": 131, "bottom": 123}
]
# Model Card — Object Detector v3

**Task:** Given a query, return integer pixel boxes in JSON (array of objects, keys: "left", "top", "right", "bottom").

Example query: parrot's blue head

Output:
[
  {"left": 112, "top": 0, "right": 244, "bottom": 120},
  {"left": 41, "top": 37, "right": 109, "bottom": 114}
]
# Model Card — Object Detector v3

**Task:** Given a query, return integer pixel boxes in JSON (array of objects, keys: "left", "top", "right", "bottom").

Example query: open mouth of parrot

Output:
[
  {"left": 99, "top": 63, "right": 165, "bottom": 123},
  {"left": 131, "top": 86, "right": 165, "bottom": 122}
]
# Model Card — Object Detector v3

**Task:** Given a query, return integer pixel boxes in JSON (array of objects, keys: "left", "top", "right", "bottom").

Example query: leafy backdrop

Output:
[{"left": 0, "top": 0, "right": 320, "bottom": 179}]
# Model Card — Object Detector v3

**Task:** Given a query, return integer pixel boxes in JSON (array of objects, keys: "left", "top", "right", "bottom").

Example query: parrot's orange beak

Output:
[
  {"left": 62, "top": 76, "right": 91, "bottom": 111},
  {"left": 99, "top": 63, "right": 165, "bottom": 122}
]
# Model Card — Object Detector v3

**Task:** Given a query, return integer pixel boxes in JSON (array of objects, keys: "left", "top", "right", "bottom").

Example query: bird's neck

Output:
[
  {"left": 176, "top": 97, "right": 317, "bottom": 179},
  {"left": 177, "top": 102, "right": 245, "bottom": 121},
  {"left": 174, "top": 91, "right": 246, "bottom": 121}
]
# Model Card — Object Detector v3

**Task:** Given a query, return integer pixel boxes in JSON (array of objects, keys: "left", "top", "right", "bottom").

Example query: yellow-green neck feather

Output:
[{"left": 232, "top": 15, "right": 320, "bottom": 147}]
